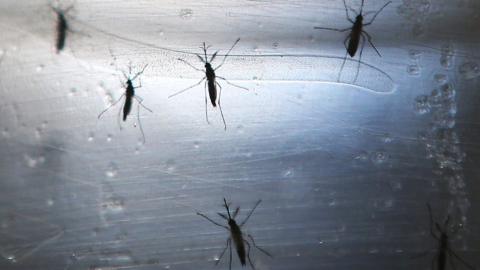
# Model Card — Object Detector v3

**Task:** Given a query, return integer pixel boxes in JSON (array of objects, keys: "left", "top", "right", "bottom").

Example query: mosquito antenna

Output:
[
  {"left": 223, "top": 198, "right": 232, "bottom": 219},
  {"left": 131, "top": 64, "right": 148, "bottom": 81},
  {"left": 240, "top": 200, "right": 261, "bottom": 227},
  {"left": 203, "top": 42, "right": 208, "bottom": 62},
  {"left": 360, "top": 0, "right": 365, "bottom": 14}
]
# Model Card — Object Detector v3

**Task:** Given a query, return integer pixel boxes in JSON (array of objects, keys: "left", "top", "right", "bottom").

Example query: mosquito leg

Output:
[
  {"left": 217, "top": 76, "right": 249, "bottom": 91},
  {"left": 178, "top": 58, "right": 204, "bottom": 73},
  {"left": 362, "top": 31, "right": 381, "bottom": 57},
  {"left": 313, "top": 26, "right": 350, "bottom": 32},
  {"left": 448, "top": 252, "right": 458, "bottom": 270},
  {"left": 131, "top": 64, "right": 148, "bottom": 81},
  {"left": 337, "top": 50, "right": 348, "bottom": 82},
  {"left": 136, "top": 102, "right": 146, "bottom": 144},
  {"left": 232, "top": 207, "right": 240, "bottom": 219},
  {"left": 215, "top": 238, "right": 231, "bottom": 265},
  {"left": 244, "top": 240, "right": 256, "bottom": 270},
  {"left": 229, "top": 238, "right": 232, "bottom": 270},
  {"left": 168, "top": 77, "right": 205, "bottom": 98},
  {"left": 117, "top": 102, "right": 123, "bottom": 130},
  {"left": 98, "top": 94, "right": 125, "bottom": 119},
  {"left": 448, "top": 249, "right": 476, "bottom": 270},
  {"left": 248, "top": 234, "right": 272, "bottom": 257},
  {"left": 426, "top": 204, "right": 440, "bottom": 240},
  {"left": 216, "top": 83, "right": 227, "bottom": 130},
  {"left": 196, "top": 212, "right": 229, "bottom": 230},
  {"left": 342, "top": 0, "right": 356, "bottom": 23},
  {"left": 214, "top": 38, "right": 240, "bottom": 71},
  {"left": 363, "top": 1, "right": 392, "bottom": 26},
  {"left": 134, "top": 96, "right": 153, "bottom": 113},
  {"left": 240, "top": 200, "right": 262, "bottom": 227},
  {"left": 204, "top": 80, "right": 209, "bottom": 124}
]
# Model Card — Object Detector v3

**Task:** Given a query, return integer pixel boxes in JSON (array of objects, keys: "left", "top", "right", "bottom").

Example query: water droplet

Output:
[
  {"left": 414, "top": 95, "right": 430, "bottom": 115},
  {"left": 88, "top": 132, "right": 95, "bottom": 142},
  {"left": 380, "top": 133, "right": 393, "bottom": 143},
  {"left": 237, "top": 125, "right": 244, "bottom": 134},
  {"left": 272, "top": 42, "right": 279, "bottom": 49},
  {"left": 134, "top": 147, "right": 140, "bottom": 155},
  {"left": 36, "top": 64, "right": 44, "bottom": 72},
  {"left": 282, "top": 168, "right": 294, "bottom": 178},
  {"left": 24, "top": 154, "right": 44, "bottom": 168},
  {"left": 107, "top": 134, "right": 113, "bottom": 142},
  {"left": 371, "top": 151, "right": 388, "bottom": 165},
  {"left": 69, "top": 87, "right": 77, "bottom": 97},
  {"left": 328, "top": 198, "right": 337, "bottom": 207},
  {"left": 102, "top": 196, "right": 125, "bottom": 212},
  {"left": 354, "top": 151, "right": 369, "bottom": 161},
  {"left": 407, "top": 64, "right": 421, "bottom": 76},
  {"left": 369, "top": 248, "right": 379, "bottom": 254},
  {"left": 6, "top": 255, "right": 16, "bottom": 263},
  {"left": 459, "top": 62, "right": 480, "bottom": 80},
  {"left": 179, "top": 9, "right": 193, "bottom": 19},
  {"left": 105, "top": 163, "right": 118, "bottom": 178},
  {"left": 2, "top": 128, "right": 9, "bottom": 138},
  {"left": 213, "top": 255, "right": 220, "bottom": 261},
  {"left": 408, "top": 49, "right": 422, "bottom": 60},
  {"left": 433, "top": 74, "right": 446, "bottom": 85},
  {"left": 440, "top": 83, "right": 455, "bottom": 100},
  {"left": 193, "top": 141, "right": 200, "bottom": 149},
  {"left": 46, "top": 198, "right": 54, "bottom": 206},
  {"left": 35, "top": 127, "right": 43, "bottom": 139},
  {"left": 165, "top": 159, "right": 176, "bottom": 172}
]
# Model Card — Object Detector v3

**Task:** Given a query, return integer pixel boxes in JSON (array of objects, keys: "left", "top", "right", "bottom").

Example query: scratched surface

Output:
[{"left": 0, "top": 0, "right": 480, "bottom": 269}]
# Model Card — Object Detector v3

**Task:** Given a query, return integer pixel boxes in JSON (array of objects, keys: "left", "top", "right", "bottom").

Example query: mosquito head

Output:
[
  {"left": 125, "top": 79, "right": 134, "bottom": 95},
  {"left": 205, "top": 62, "right": 212, "bottom": 70},
  {"left": 356, "top": 14, "right": 363, "bottom": 23}
]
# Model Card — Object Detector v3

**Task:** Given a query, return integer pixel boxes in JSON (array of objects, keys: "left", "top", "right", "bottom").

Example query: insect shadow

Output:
[
  {"left": 97, "top": 60, "right": 153, "bottom": 144},
  {"left": 197, "top": 198, "right": 272, "bottom": 270},
  {"left": 314, "top": 0, "right": 391, "bottom": 83},
  {"left": 169, "top": 38, "right": 248, "bottom": 130},
  {"left": 49, "top": 3, "right": 73, "bottom": 54},
  {"left": 420, "top": 203, "right": 476, "bottom": 270}
]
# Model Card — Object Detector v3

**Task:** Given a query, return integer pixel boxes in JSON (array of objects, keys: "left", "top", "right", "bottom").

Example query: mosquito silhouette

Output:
[
  {"left": 169, "top": 38, "right": 248, "bottom": 130},
  {"left": 423, "top": 203, "right": 476, "bottom": 270},
  {"left": 97, "top": 63, "right": 153, "bottom": 144},
  {"left": 197, "top": 198, "right": 272, "bottom": 270},
  {"left": 314, "top": 0, "right": 391, "bottom": 82},
  {"left": 50, "top": 4, "right": 73, "bottom": 53}
]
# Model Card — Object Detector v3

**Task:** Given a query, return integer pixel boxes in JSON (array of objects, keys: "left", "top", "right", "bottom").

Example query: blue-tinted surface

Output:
[{"left": 0, "top": 0, "right": 479, "bottom": 269}]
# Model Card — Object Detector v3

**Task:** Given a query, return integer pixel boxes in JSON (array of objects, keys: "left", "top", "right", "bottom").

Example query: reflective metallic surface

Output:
[{"left": 0, "top": 0, "right": 479, "bottom": 269}]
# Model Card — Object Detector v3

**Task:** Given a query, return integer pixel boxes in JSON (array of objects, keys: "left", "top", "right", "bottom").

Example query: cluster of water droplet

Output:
[
  {"left": 397, "top": 0, "right": 431, "bottom": 37},
  {"left": 413, "top": 46, "right": 469, "bottom": 223}
]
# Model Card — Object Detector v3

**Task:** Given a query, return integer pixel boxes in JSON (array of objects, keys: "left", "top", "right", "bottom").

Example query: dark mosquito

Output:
[
  {"left": 425, "top": 203, "right": 476, "bottom": 270},
  {"left": 97, "top": 64, "right": 153, "bottom": 144},
  {"left": 314, "top": 0, "right": 391, "bottom": 82},
  {"left": 50, "top": 4, "right": 73, "bottom": 54},
  {"left": 169, "top": 38, "right": 248, "bottom": 130},
  {"left": 197, "top": 198, "right": 272, "bottom": 270}
]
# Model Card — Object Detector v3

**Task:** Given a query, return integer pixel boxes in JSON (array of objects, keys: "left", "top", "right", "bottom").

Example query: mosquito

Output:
[
  {"left": 197, "top": 198, "right": 272, "bottom": 270},
  {"left": 425, "top": 203, "right": 476, "bottom": 270},
  {"left": 97, "top": 63, "right": 153, "bottom": 144},
  {"left": 50, "top": 4, "right": 73, "bottom": 54},
  {"left": 169, "top": 38, "right": 248, "bottom": 130},
  {"left": 314, "top": 0, "right": 391, "bottom": 82}
]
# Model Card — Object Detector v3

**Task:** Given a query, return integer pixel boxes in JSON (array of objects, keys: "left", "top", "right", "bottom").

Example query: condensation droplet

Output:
[
  {"left": 407, "top": 65, "right": 421, "bottom": 76},
  {"left": 371, "top": 151, "right": 388, "bottom": 165},
  {"left": 107, "top": 134, "right": 113, "bottom": 142},
  {"left": 6, "top": 255, "right": 16, "bottom": 263},
  {"left": 272, "top": 42, "right": 279, "bottom": 49},
  {"left": 354, "top": 151, "right": 369, "bottom": 161},
  {"left": 408, "top": 49, "right": 422, "bottom": 60},
  {"left": 193, "top": 141, "right": 200, "bottom": 149},
  {"left": 237, "top": 125, "right": 244, "bottom": 134},
  {"left": 434, "top": 73, "right": 447, "bottom": 84},
  {"left": 36, "top": 64, "right": 44, "bottom": 72},
  {"left": 88, "top": 132, "right": 95, "bottom": 142},
  {"left": 2, "top": 128, "right": 9, "bottom": 138},
  {"left": 459, "top": 62, "right": 480, "bottom": 80},
  {"left": 105, "top": 162, "right": 118, "bottom": 178},
  {"left": 69, "top": 87, "right": 77, "bottom": 97},
  {"left": 381, "top": 133, "right": 393, "bottom": 143},
  {"left": 179, "top": 9, "right": 193, "bottom": 19},
  {"left": 102, "top": 196, "right": 125, "bottom": 212},
  {"left": 282, "top": 168, "right": 294, "bottom": 178},
  {"left": 414, "top": 95, "right": 430, "bottom": 115},
  {"left": 46, "top": 198, "right": 54, "bottom": 206},
  {"left": 165, "top": 159, "right": 176, "bottom": 172}
]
